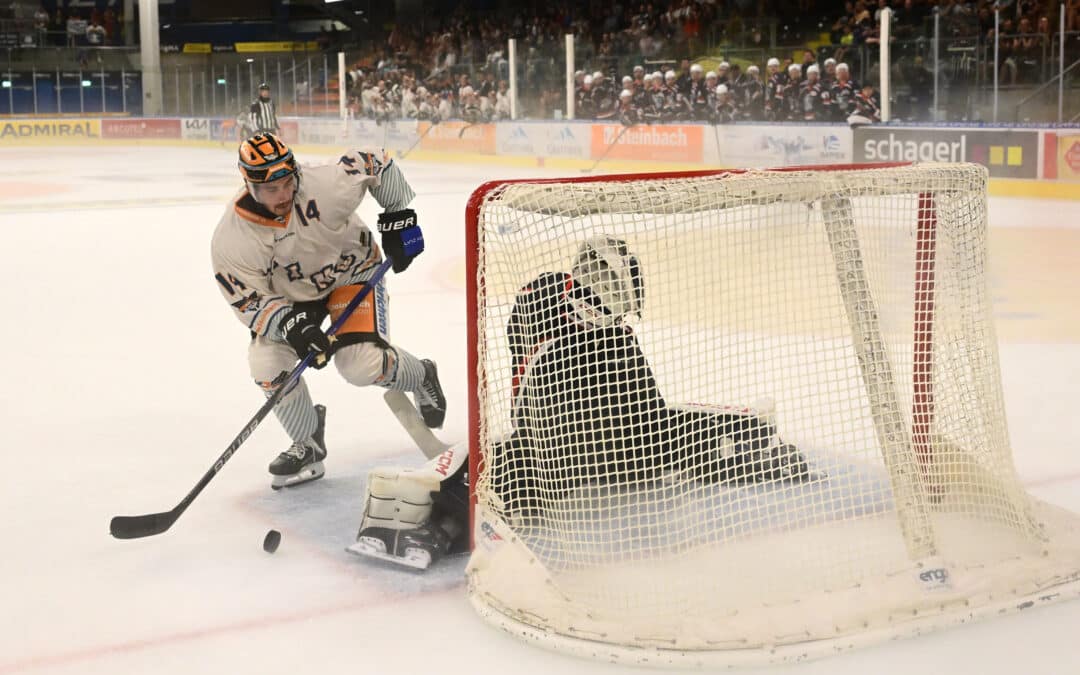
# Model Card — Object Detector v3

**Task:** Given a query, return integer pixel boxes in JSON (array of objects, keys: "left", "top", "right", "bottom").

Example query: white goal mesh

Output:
[{"left": 464, "top": 163, "right": 1080, "bottom": 666}]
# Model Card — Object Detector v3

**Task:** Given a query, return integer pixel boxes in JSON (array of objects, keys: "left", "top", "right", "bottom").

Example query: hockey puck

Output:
[{"left": 263, "top": 529, "right": 281, "bottom": 554}]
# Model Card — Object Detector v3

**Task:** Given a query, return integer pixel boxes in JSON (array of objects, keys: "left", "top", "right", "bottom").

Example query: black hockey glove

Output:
[
  {"left": 377, "top": 208, "right": 425, "bottom": 273},
  {"left": 281, "top": 303, "right": 332, "bottom": 369}
]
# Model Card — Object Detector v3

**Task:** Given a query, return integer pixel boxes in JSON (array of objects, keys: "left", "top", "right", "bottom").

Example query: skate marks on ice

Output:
[{"left": 239, "top": 450, "right": 468, "bottom": 593}]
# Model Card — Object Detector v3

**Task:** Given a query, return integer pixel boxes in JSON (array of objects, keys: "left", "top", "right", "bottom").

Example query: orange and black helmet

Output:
[{"left": 238, "top": 133, "right": 297, "bottom": 184}]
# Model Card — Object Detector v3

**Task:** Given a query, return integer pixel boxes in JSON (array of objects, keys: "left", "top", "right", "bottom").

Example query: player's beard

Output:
[{"left": 267, "top": 193, "right": 293, "bottom": 217}]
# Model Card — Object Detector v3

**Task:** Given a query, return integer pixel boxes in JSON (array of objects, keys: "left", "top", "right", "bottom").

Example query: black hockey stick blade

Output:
[{"left": 110, "top": 510, "right": 178, "bottom": 539}]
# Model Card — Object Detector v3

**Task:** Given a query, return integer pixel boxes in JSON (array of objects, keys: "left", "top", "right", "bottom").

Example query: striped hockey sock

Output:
[
  {"left": 380, "top": 346, "right": 427, "bottom": 392},
  {"left": 267, "top": 376, "right": 319, "bottom": 444}
]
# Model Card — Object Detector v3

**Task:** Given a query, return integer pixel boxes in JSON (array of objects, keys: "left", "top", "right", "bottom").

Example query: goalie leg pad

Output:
[{"left": 347, "top": 444, "right": 468, "bottom": 570}]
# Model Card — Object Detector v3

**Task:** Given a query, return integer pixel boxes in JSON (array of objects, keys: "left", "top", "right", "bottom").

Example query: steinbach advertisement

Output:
[
  {"left": 854, "top": 127, "right": 1039, "bottom": 179},
  {"left": 590, "top": 123, "right": 704, "bottom": 163}
]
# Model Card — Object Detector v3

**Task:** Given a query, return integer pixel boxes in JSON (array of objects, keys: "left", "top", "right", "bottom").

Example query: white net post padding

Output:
[{"left": 464, "top": 163, "right": 1080, "bottom": 667}]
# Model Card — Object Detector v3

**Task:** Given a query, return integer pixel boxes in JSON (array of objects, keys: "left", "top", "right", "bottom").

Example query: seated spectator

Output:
[
  {"left": 86, "top": 19, "right": 106, "bottom": 46},
  {"left": 1013, "top": 17, "right": 1043, "bottom": 83},
  {"left": 66, "top": 12, "right": 87, "bottom": 47},
  {"left": 33, "top": 4, "right": 49, "bottom": 45}
]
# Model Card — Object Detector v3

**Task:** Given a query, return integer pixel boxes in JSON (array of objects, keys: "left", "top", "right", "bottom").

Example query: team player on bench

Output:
[{"left": 353, "top": 236, "right": 814, "bottom": 570}]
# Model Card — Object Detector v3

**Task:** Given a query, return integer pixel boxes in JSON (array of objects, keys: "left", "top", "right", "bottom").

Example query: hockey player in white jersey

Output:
[{"left": 212, "top": 132, "right": 446, "bottom": 490}]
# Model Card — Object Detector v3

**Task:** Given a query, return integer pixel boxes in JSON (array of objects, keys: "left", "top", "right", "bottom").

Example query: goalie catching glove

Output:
[
  {"left": 377, "top": 208, "right": 424, "bottom": 273},
  {"left": 347, "top": 442, "right": 469, "bottom": 570}
]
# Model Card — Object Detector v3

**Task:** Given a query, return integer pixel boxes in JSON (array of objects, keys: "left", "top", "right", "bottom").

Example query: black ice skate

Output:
[
  {"left": 346, "top": 524, "right": 453, "bottom": 571},
  {"left": 414, "top": 359, "right": 447, "bottom": 429},
  {"left": 269, "top": 404, "right": 327, "bottom": 490}
]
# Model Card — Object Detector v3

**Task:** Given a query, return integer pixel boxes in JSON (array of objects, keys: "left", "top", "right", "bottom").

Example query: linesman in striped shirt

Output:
[{"left": 250, "top": 83, "right": 280, "bottom": 135}]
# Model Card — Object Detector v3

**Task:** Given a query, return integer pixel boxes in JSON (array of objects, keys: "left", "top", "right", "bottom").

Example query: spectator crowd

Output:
[
  {"left": 336, "top": 0, "right": 1065, "bottom": 126},
  {"left": 569, "top": 55, "right": 881, "bottom": 124},
  {"left": 344, "top": 49, "right": 882, "bottom": 126}
]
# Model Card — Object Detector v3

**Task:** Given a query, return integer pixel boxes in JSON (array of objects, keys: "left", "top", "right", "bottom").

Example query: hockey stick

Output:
[
  {"left": 399, "top": 119, "right": 437, "bottom": 160},
  {"left": 109, "top": 258, "right": 395, "bottom": 540},
  {"left": 457, "top": 121, "right": 479, "bottom": 139},
  {"left": 581, "top": 123, "right": 632, "bottom": 173},
  {"left": 383, "top": 390, "right": 451, "bottom": 459}
]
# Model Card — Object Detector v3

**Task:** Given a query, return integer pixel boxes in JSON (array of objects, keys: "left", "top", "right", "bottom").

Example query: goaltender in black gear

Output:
[
  {"left": 489, "top": 236, "right": 816, "bottom": 517},
  {"left": 348, "top": 236, "right": 814, "bottom": 571}
]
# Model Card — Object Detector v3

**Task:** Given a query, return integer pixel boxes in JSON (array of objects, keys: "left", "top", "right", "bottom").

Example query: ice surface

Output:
[{"left": 1, "top": 145, "right": 1078, "bottom": 675}]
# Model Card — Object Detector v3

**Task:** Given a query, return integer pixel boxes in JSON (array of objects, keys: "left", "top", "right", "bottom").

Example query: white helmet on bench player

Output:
[{"left": 569, "top": 236, "right": 644, "bottom": 326}]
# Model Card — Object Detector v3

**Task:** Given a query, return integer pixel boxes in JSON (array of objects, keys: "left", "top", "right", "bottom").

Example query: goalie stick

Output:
[
  {"left": 109, "top": 258, "right": 395, "bottom": 540},
  {"left": 383, "top": 390, "right": 451, "bottom": 459}
]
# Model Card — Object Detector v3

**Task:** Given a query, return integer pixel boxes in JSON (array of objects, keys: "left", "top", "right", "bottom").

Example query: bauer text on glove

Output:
[
  {"left": 281, "top": 305, "right": 332, "bottom": 368},
  {"left": 377, "top": 208, "right": 424, "bottom": 273}
]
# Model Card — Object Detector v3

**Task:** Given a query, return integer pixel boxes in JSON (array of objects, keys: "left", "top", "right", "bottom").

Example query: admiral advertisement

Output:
[
  {"left": 495, "top": 123, "right": 590, "bottom": 159},
  {"left": 854, "top": 127, "right": 1039, "bottom": 179},
  {"left": 707, "top": 125, "right": 851, "bottom": 167},
  {"left": 590, "top": 123, "right": 704, "bottom": 163},
  {"left": 0, "top": 119, "right": 101, "bottom": 142}
]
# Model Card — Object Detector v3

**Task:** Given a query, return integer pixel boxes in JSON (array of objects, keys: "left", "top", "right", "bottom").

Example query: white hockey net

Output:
[{"left": 465, "top": 163, "right": 1080, "bottom": 666}]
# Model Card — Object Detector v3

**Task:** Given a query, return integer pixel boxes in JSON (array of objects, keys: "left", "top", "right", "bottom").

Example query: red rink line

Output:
[{"left": 0, "top": 584, "right": 461, "bottom": 675}]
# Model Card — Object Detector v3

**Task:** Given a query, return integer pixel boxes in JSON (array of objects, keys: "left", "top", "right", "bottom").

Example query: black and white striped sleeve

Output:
[{"left": 368, "top": 159, "right": 416, "bottom": 211}]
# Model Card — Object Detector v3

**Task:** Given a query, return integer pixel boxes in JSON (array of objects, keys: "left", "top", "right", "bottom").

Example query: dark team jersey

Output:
[
  {"left": 592, "top": 84, "right": 617, "bottom": 120},
  {"left": 852, "top": 91, "right": 881, "bottom": 121},
  {"left": 800, "top": 80, "right": 831, "bottom": 121},
  {"left": 575, "top": 87, "right": 595, "bottom": 118},
  {"left": 490, "top": 273, "right": 778, "bottom": 512},
  {"left": 687, "top": 79, "right": 712, "bottom": 121},
  {"left": 765, "top": 72, "right": 786, "bottom": 120},
  {"left": 736, "top": 79, "right": 766, "bottom": 120},
  {"left": 715, "top": 101, "right": 737, "bottom": 124},
  {"left": 780, "top": 77, "right": 804, "bottom": 121},
  {"left": 830, "top": 80, "right": 858, "bottom": 121}
]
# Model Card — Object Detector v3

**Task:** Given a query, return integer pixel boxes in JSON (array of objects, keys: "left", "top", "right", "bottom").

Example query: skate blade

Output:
[
  {"left": 270, "top": 461, "right": 326, "bottom": 490},
  {"left": 345, "top": 539, "right": 432, "bottom": 570}
]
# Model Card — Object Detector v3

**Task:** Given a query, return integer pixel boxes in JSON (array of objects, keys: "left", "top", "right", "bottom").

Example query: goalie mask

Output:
[{"left": 569, "top": 236, "right": 644, "bottom": 326}]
